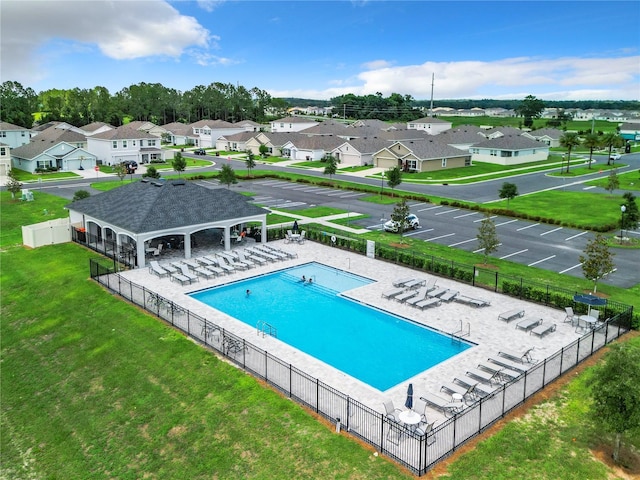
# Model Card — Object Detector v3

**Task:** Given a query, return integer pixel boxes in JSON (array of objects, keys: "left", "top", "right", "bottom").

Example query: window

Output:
[
  {"left": 490, "top": 150, "right": 497, "bottom": 156},
  {"left": 112, "top": 141, "right": 117, "bottom": 148},
  {"left": 37, "top": 160, "right": 52, "bottom": 170},
  {"left": 148, "top": 139, "right": 156, "bottom": 147},
  {"left": 21, "top": 131, "right": 26, "bottom": 136},
  {"left": 133, "top": 140, "right": 136, "bottom": 146},
  {"left": 465, "top": 157, "right": 471, "bottom": 166},
  {"left": 500, "top": 151, "right": 512, "bottom": 157},
  {"left": 406, "top": 159, "right": 417, "bottom": 171},
  {"left": 0, "top": 131, "right": 6, "bottom": 137},
  {"left": 123, "top": 140, "right": 127, "bottom": 148},
  {"left": 140, "top": 139, "right": 145, "bottom": 147},
  {"left": 514, "top": 151, "right": 519, "bottom": 157},
  {"left": 442, "top": 158, "right": 447, "bottom": 167},
  {"left": 471, "top": 148, "right": 479, "bottom": 154},
  {"left": 150, "top": 153, "right": 160, "bottom": 161},
  {"left": 0, "top": 147, "right": 6, "bottom": 155}
]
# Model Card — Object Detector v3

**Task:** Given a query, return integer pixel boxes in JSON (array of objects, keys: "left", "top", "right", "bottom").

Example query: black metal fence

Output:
[
  {"left": 74, "top": 228, "right": 137, "bottom": 268},
  {"left": 89, "top": 258, "right": 632, "bottom": 476}
]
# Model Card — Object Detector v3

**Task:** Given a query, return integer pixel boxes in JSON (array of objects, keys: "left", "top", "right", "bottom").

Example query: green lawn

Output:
[
  {"left": 439, "top": 115, "right": 619, "bottom": 133},
  {"left": 2, "top": 190, "right": 638, "bottom": 478},
  {"left": 14, "top": 170, "right": 80, "bottom": 182},
  {"left": 587, "top": 170, "right": 640, "bottom": 192}
]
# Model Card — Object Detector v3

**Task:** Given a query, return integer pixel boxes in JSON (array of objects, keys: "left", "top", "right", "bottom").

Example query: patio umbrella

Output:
[
  {"left": 573, "top": 293, "right": 607, "bottom": 316},
  {"left": 405, "top": 383, "right": 414, "bottom": 410}
]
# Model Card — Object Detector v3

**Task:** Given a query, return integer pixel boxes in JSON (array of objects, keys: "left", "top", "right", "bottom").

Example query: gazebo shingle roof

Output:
[{"left": 67, "top": 180, "right": 268, "bottom": 233}]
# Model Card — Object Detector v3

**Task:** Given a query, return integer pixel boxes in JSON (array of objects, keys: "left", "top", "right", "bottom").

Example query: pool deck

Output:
[{"left": 120, "top": 239, "right": 578, "bottom": 425}]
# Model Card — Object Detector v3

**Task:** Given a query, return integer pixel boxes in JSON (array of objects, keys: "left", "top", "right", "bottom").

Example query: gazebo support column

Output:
[
  {"left": 184, "top": 233, "right": 192, "bottom": 259},
  {"left": 137, "top": 242, "right": 147, "bottom": 268}
]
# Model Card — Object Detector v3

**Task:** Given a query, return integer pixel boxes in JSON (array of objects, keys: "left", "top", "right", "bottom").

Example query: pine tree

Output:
[
  {"left": 172, "top": 152, "right": 187, "bottom": 176},
  {"left": 218, "top": 163, "right": 237, "bottom": 188}
]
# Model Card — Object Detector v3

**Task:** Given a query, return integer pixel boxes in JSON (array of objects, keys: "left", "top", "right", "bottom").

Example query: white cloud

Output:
[
  {"left": 274, "top": 55, "right": 639, "bottom": 100},
  {"left": 1, "top": 0, "right": 212, "bottom": 83}
]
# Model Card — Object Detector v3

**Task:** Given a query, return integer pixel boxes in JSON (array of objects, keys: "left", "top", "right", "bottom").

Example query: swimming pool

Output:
[{"left": 190, "top": 262, "right": 472, "bottom": 391}]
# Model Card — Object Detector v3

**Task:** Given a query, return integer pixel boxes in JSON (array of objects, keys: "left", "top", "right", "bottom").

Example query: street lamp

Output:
[{"left": 620, "top": 205, "right": 626, "bottom": 243}]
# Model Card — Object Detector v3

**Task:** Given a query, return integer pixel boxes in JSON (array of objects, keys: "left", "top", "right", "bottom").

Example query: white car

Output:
[
  {"left": 610, "top": 153, "right": 621, "bottom": 161},
  {"left": 383, "top": 214, "right": 420, "bottom": 233}
]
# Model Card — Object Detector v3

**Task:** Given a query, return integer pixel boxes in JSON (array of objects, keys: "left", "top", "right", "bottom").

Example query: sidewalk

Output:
[{"left": 270, "top": 209, "right": 370, "bottom": 234}]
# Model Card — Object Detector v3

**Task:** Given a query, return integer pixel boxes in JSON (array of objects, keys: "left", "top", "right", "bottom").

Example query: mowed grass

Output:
[{"left": 0, "top": 194, "right": 411, "bottom": 479}]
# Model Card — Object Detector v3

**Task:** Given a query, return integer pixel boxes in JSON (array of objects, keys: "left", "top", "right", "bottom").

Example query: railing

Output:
[
  {"left": 256, "top": 320, "right": 277, "bottom": 338},
  {"left": 90, "top": 258, "right": 632, "bottom": 476}
]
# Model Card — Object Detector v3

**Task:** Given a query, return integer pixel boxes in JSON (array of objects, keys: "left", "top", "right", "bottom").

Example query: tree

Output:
[
  {"left": 0, "top": 81, "right": 38, "bottom": 127},
  {"left": 476, "top": 212, "right": 499, "bottom": 264},
  {"left": 621, "top": 192, "right": 639, "bottom": 235},
  {"left": 323, "top": 154, "right": 338, "bottom": 179},
  {"left": 142, "top": 165, "right": 161, "bottom": 179},
  {"left": 601, "top": 132, "right": 624, "bottom": 165},
  {"left": 515, "top": 95, "right": 545, "bottom": 128},
  {"left": 72, "top": 190, "right": 90, "bottom": 202},
  {"left": 386, "top": 166, "right": 402, "bottom": 196},
  {"left": 498, "top": 182, "right": 519, "bottom": 207},
  {"left": 114, "top": 163, "right": 127, "bottom": 182},
  {"left": 390, "top": 198, "right": 410, "bottom": 239},
  {"left": 579, "top": 234, "right": 615, "bottom": 293},
  {"left": 582, "top": 133, "right": 601, "bottom": 170},
  {"left": 5, "top": 169, "right": 23, "bottom": 199},
  {"left": 258, "top": 144, "right": 269, "bottom": 158},
  {"left": 559, "top": 132, "right": 580, "bottom": 174},
  {"left": 172, "top": 152, "right": 186, "bottom": 176},
  {"left": 244, "top": 150, "right": 256, "bottom": 177},
  {"left": 587, "top": 342, "right": 640, "bottom": 463},
  {"left": 218, "top": 163, "right": 237, "bottom": 188},
  {"left": 605, "top": 169, "right": 619, "bottom": 194}
]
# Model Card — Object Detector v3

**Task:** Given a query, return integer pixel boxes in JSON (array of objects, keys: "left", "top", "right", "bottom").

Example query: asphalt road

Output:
[{"left": 24, "top": 151, "right": 640, "bottom": 289}]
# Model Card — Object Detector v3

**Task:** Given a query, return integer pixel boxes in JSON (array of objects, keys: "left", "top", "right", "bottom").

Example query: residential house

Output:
[
  {"left": 161, "top": 122, "right": 192, "bottom": 145},
  {"left": 86, "top": 126, "right": 164, "bottom": 166},
  {"left": 188, "top": 119, "right": 246, "bottom": 148},
  {"left": 481, "top": 126, "right": 524, "bottom": 139},
  {"left": 437, "top": 126, "right": 487, "bottom": 151},
  {"left": 245, "top": 132, "right": 300, "bottom": 157},
  {"left": 10, "top": 124, "right": 96, "bottom": 173},
  {"left": 0, "top": 143, "right": 11, "bottom": 177},
  {"left": 124, "top": 120, "right": 168, "bottom": 138},
  {"left": 0, "top": 121, "right": 32, "bottom": 149},
  {"left": 522, "top": 128, "right": 564, "bottom": 147},
  {"left": 233, "top": 120, "right": 262, "bottom": 132},
  {"left": 270, "top": 116, "right": 318, "bottom": 133},
  {"left": 406, "top": 116, "right": 452, "bottom": 135},
  {"left": 619, "top": 122, "right": 640, "bottom": 141},
  {"left": 470, "top": 135, "right": 549, "bottom": 165},
  {"left": 80, "top": 122, "right": 115, "bottom": 136},
  {"left": 331, "top": 137, "right": 390, "bottom": 167},
  {"left": 373, "top": 138, "right": 471, "bottom": 172},
  {"left": 281, "top": 135, "right": 343, "bottom": 161},
  {"left": 215, "top": 131, "right": 260, "bottom": 152}
]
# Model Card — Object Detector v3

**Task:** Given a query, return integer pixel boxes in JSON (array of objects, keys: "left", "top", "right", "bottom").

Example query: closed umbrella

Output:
[
  {"left": 573, "top": 293, "right": 607, "bottom": 316},
  {"left": 405, "top": 383, "right": 413, "bottom": 410}
]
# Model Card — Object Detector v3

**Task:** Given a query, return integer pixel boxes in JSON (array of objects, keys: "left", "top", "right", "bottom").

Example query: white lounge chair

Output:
[
  {"left": 194, "top": 266, "right": 218, "bottom": 279},
  {"left": 176, "top": 263, "right": 199, "bottom": 283},
  {"left": 381, "top": 287, "right": 406, "bottom": 299},
  {"left": 393, "top": 277, "right": 415, "bottom": 287},
  {"left": 149, "top": 260, "right": 169, "bottom": 278},
  {"left": 498, "top": 348, "right": 537, "bottom": 364},
  {"left": 439, "top": 290, "right": 459, "bottom": 302},
  {"left": 421, "top": 393, "right": 463, "bottom": 417},
  {"left": 515, "top": 317, "right": 543, "bottom": 332},
  {"left": 414, "top": 297, "right": 442, "bottom": 310},
  {"left": 498, "top": 309, "right": 525, "bottom": 322},
  {"left": 530, "top": 323, "right": 557, "bottom": 338},
  {"left": 405, "top": 287, "right": 430, "bottom": 306}
]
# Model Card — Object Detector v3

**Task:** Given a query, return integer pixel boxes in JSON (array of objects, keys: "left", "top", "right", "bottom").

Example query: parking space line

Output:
[
  {"left": 541, "top": 227, "right": 563, "bottom": 236},
  {"left": 417, "top": 205, "right": 442, "bottom": 212},
  {"left": 474, "top": 215, "right": 497, "bottom": 222},
  {"left": 528, "top": 255, "right": 556, "bottom": 266},
  {"left": 583, "top": 186, "right": 596, "bottom": 190},
  {"left": 454, "top": 212, "right": 479, "bottom": 219},
  {"left": 517, "top": 223, "right": 539, "bottom": 231},
  {"left": 271, "top": 201, "right": 307, "bottom": 208},
  {"left": 403, "top": 229, "right": 430, "bottom": 237},
  {"left": 410, "top": 202, "right": 428, "bottom": 208},
  {"left": 340, "top": 192, "right": 366, "bottom": 198},
  {"left": 326, "top": 191, "right": 349, "bottom": 196},
  {"left": 500, "top": 249, "right": 528, "bottom": 259},
  {"left": 425, "top": 233, "right": 455, "bottom": 242},
  {"left": 448, "top": 238, "right": 475, "bottom": 247},
  {"left": 559, "top": 263, "right": 582, "bottom": 274},
  {"left": 435, "top": 208, "right": 460, "bottom": 215},
  {"left": 495, "top": 219, "right": 518, "bottom": 227},
  {"left": 565, "top": 231, "right": 589, "bottom": 241},
  {"left": 473, "top": 243, "right": 502, "bottom": 253}
]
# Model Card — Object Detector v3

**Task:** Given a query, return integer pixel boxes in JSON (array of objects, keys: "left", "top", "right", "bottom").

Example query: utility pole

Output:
[
  {"left": 343, "top": 104, "right": 346, "bottom": 121},
  {"left": 429, "top": 73, "right": 435, "bottom": 117}
]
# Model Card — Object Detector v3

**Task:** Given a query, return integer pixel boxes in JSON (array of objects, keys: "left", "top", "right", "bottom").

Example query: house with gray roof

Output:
[
  {"left": 188, "top": 119, "right": 247, "bottom": 148},
  {"left": 87, "top": 126, "right": 165, "bottom": 166},
  {"left": 331, "top": 137, "right": 391, "bottom": 167},
  {"left": 215, "top": 131, "right": 260, "bottom": 152},
  {"left": 281, "top": 135, "right": 344, "bottom": 161},
  {"left": 161, "top": 122, "right": 192, "bottom": 145},
  {"left": 437, "top": 125, "right": 488, "bottom": 151},
  {"left": 245, "top": 132, "right": 301, "bottom": 157},
  {"left": 619, "top": 122, "right": 640, "bottom": 142},
  {"left": 10, "top": 125, "right": 96, "bottom": 173},
  {"left": 406, "top": 116, "right": 452, "bottom": 135},
  {"left": 80, "top": 122, "right": 115, "bottom": 136},
  {"left": 0, "top": 121, "right": 32, "bottom": 149},
  {"left": 481, "top": 126, "right": 524, "bottom": 139},
  {"left": 270, "top": 116, "right": 318, "bottom": 133},
  {"left": 470, "top": 135, "right": 549, "bottom": 165},
  {"left": 67, "top": 180, "right": 269, "bottom": 268},
  {"left": 373, "top": 138, "right": 471, "bottom": 172},
  {"left": 521, "top": 128, "right": 564, "bottom": 147}
]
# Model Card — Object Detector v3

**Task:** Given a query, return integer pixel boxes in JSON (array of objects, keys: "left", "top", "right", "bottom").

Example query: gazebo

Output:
[{"left": 66, "top": 179, "right": 269, "bottom": 268}]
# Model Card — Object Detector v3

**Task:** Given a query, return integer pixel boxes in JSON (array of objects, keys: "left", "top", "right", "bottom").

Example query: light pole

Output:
[{"left": 620, "top": 205, "right": 626, "bottom": 243}]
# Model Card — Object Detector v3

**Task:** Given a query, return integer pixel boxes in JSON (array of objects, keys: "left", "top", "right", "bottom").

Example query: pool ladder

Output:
[
  {"left": 256, "top": 320, "right": 277, "bottom": 338},
  {"left": 451, "top": 320, "right": 470, "bottom": 339}
]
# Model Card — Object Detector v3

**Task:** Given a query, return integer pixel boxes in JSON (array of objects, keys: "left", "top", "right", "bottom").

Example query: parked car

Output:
[
  {"left": 384, "top": 214, "right": 420, "bottom": 233},
  {"left": 610, "top": 153, "right": 621, "bottom": 161},
  {"left": 193, "top": 148, "right": 207, "bottom": 155}
]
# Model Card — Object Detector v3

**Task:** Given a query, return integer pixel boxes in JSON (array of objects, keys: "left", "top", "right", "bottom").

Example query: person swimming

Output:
[{"left": 300, "top": 275, "right": 306, "bottom": 282}]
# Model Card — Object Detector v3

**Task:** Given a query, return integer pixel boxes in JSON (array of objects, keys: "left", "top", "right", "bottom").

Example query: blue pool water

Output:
[{"left": 190, "top": 262, "right": 472, "bottom": 391}]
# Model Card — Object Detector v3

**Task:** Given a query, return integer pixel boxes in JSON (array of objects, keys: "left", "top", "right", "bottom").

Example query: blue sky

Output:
[{"left": 2, "top": 0, "right": 639, "bottom": 101}]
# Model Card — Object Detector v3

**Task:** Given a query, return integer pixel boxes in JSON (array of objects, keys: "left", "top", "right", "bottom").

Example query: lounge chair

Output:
[
  {"left": 498, "top": 347, "right": 537, "bottom": 364},
  {"left": 381, "top": 287, "right": 406, "bottom": 299},
  {"left": 405, "top": 287, "right": 431, "bottom": 306},
  {"left": 203, "top": 256, "right": 230, "bottom": 274},
  {"left": 149, "top": 260, "right": 169, "bottom": 278},
  {"left": 421, "top": 393, "right": 463, "bottom": 417},
  {"left": 182, "top": 259, "right": 201, "bottom": 270},
  {"left": 170, "top": 272, "right": 191, "bottom": 285},
  {"left": 236, "top": 251, "right": 256, "bottom": 268},
  {"left": 515, "top": 317, "right": 543, "bottom": 332},
  {"left": 498, "top": 309, "right": 525, "bottom": 322},
  {"left": 455, "top": 294, "right": 490, "bottom": 308},
  {"left": 530, "top": 323, "right": 557, "bottom": 338},
  {"left": 487, "top": 357, "right": 530, "bottom": 373},
  {"left": 477, "top": 363, "right": 521, "bottom": 382},
  {"left": 440, "top": 382, "right": 481, "bottom": 403},
  {"left": 221, "top": 253, "right": 249, "bottom": 270},
  {"left": 439, "top": 290, "right": 459, "bottom": 302},
  {"left": 395, "top": 288, "right": 422, "bottom": 303},
  {"left": 414, "top": 297, "right": 442, "bottom": 310},
  {"left": 216, "top": 255, "right": 239, "bottom": 272},
  {"left": 393, "top": 277, "right": 415, "bottom": 287},
  {"left": 403, "top": 278, "right": 427, "bottom": 289},
  {"left": 247, "top": 247, "right": 277, "bottom": 262},
  {"left": 466, "top": 368, "right": 504, "bottom": 385},
  {"left": 176, "top": 263, "right": 199, "bottom": 283},
  {"left": 451, "top": 377, "right": 495, "bottom": 399},
  {"left": 427, "top": 287, "right": 447, "bottom": 299},
  {"left": 242, "top": 250, "right": 267, "bottom": 265},
  {"left": 194, "top": 266, "right": 218, "bottom": 279}
]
